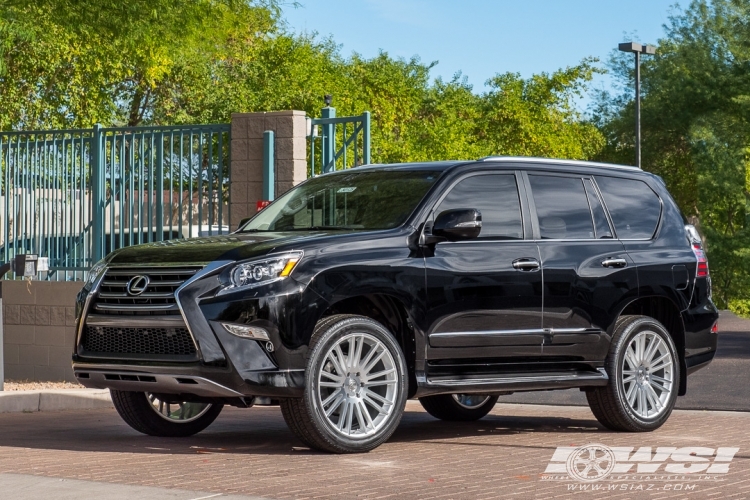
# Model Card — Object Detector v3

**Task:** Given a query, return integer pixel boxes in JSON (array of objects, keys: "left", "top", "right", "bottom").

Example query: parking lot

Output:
[{"left": 0, "top": 313, "right": 748, "bottom": 499}]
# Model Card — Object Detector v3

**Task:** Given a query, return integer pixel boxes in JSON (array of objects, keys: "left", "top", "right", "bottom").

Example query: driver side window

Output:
[{"left": 436, "top": 174, "right": 523, "bottom": 240}]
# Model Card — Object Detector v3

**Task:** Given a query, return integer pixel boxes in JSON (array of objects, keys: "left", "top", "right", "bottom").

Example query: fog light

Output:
[{"left": 222, "top": 323, "right": 270, "bottom": 341}]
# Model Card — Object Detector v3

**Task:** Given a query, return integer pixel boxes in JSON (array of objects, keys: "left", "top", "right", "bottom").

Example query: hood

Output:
[{"left": 106, "top": 231, "right": 339, "bottom": 265}]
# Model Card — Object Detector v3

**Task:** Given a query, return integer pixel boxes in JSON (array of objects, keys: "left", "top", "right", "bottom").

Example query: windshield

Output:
[{"left": 240, "top": 169, "right": 441, "bottom": 232}]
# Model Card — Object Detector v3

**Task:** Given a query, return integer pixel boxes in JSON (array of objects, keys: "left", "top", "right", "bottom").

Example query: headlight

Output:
[
  {"left": 220, "top": 251, "right": 302, "bottom": 295},
  {"left": 85, "top": 259, "right": 107, "bottom": 287}
]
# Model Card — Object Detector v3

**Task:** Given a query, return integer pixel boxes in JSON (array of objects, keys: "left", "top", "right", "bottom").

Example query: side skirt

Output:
[{"left": 414, "top": 368, "right": 608, "bottom": 398}]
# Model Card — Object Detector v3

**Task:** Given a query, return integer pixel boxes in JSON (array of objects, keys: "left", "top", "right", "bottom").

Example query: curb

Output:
[{"left": 0, "top": 389, "right": 112, "bottom": 413}]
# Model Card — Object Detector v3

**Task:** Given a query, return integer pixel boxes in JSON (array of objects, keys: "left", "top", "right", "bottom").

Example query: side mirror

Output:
[
  {"left": 432, "top": 208, "right": 482, "bottom": 241},
  {"left": 237, "top": 217, "right": 252, "bottom": 231}
]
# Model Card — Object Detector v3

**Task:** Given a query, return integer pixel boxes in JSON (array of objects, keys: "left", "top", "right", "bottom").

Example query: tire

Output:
[
  {"left": 586, "top": 315, "right": 679, "bottom": 432},
  {"left": 280, "top": 314, "right": 409, "bottom": 453},
  {"left": 111, "top": 390, "right": 223, "bottom": 437},
  {"left": 419, "top": 394, "right": 499, "bottom": 421}
]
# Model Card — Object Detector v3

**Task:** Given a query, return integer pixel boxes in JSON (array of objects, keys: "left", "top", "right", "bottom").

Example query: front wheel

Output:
[
  {"left": 419, "top": 394, "right": 499, "bottom": 421},
  {"left": 280, "top": 315, "right": 409, "bottom": 453},
  {"left": 111, "top": 390, "right": 223, "bottom": 437},
  {"left": 586, "top": 315, "right": 679, "bottom": 432}
]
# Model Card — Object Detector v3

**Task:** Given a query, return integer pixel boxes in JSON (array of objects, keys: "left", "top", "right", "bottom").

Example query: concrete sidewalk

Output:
[
  {"left": 0, "top": 389, "right": 112, "bottom": 413},
  {"left": 0, "top": 473, "right": 269, "bottom": 500}
]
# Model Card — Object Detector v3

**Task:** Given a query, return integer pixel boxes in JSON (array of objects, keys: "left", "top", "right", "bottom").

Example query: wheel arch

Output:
[
  {"left": 319, "top": 294, "right": 418, "bottom": 398},
  {"left": 617, "top": 295, "right": 687, "bottom": 396}
]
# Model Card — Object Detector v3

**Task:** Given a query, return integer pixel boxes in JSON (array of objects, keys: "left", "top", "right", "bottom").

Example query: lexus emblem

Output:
[{"left": 126, "top": 275, "right": 150, "bottom": 296}]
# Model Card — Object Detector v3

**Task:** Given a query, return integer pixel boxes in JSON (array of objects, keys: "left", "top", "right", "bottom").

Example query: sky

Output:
[{"left": 282, "top": 0, "right": 681, "bottom": 110}]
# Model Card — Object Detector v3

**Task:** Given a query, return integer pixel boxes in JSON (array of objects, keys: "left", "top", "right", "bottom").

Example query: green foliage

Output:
[
  {"left": 729, "top": 299, "right": 750, "bottom": 318},
  {"left": 0, "top": 0, "right": 603, "bottom": 165},
  {"left": 594, "top": 0, "right": 750, "bottom": 307},
  {"left": 0, "top": 0, "right": 280, "bottom": 128}
]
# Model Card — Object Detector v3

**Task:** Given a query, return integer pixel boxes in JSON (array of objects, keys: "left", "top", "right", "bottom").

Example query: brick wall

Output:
[{"left": 1, "top": 280, "right": 82, "bottom": 382}]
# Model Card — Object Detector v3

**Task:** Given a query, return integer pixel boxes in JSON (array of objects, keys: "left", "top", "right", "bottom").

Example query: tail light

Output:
[
  {"left": 711, "top": 321, "right": 719, "bottom": 334},
  {"left": 692, "top": 244, "right": 709, "bottom": 277},
  {"left": 686, "top": 225, "right": 709, "bottom": 277}
]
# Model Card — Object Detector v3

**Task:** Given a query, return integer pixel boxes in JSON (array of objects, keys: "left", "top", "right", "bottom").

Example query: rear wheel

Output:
[
  {"left": 586, "top": 315, "right": 679, "bottom": 432},
  {"left": 419, "top": 394, "right": 499, "bottom": 421},
  {"left": 111, "top": 390, "right": 223, "bottom": 437},
  {"left": 280, "top": 315, "right": 408, "bottom": 453}
]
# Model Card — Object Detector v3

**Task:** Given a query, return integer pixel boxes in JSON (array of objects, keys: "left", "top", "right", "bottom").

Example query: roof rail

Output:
[{"left": 477, "top": 156, "right": 641, "bottom": 171}]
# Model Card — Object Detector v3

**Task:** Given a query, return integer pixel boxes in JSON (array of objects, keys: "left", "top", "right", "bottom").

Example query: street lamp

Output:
[{"left": 618, "top": 42, "right": 656, "bottom": 169}]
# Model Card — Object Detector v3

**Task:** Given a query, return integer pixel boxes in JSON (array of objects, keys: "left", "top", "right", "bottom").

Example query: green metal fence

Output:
[
  {"left": 1, "top": 123, "right": 231, "bottom": 280},
  {"left": 309, "top": 108, "right": 370, "bottom": 177}
]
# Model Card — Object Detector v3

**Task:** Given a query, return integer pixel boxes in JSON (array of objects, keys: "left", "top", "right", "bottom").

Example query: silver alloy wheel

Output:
[
  {"left": 451, "top": 394, "right": 491, "bottom": 409},
  {"left": 620, "top": 331, "right": 674, "bottom": 419},
  {"left": 146, "top": 393, "right": 213, "bottom": 423},
  {"left": 316, "top": 332, "right": 399, "bottom": 439}
]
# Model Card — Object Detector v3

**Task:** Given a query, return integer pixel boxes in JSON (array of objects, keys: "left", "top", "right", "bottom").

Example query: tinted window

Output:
[
  {"left": 584, "top": 179, "right": 613, "bottom": 239},
  {"left": 595, "top": 176, "right": 661, "bottom": 239},
  {"left": 436, "top": 174, "right": 523, "bottom": 239},
  {"left": 529, "top": 175, "right": 594, "bottom": 239},
  {"left": 242, "top": 170, "right": 441, "bottom": 231}
]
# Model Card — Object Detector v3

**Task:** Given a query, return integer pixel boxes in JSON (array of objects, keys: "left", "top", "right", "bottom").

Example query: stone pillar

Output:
[{"left": 229, "top": 111, "right": 308, "bottom": 229}]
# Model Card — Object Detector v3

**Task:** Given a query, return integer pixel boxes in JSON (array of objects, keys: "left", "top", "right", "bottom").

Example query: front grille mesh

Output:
[{"left": 82, "top": 326, "right": 197, "bottom": 357}]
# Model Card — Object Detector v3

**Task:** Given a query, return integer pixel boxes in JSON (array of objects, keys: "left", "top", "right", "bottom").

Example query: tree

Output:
[
  {"left": 594, "top": 0, "right": 750, "bottom": 308},
  {"left": 0, "top": 0, "right": 280, "bottom": 129}
]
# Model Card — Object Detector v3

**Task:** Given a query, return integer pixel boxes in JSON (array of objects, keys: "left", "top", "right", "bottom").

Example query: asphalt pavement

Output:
[{"left": 502, "top": 310, "right": 750, "bottom": 411}]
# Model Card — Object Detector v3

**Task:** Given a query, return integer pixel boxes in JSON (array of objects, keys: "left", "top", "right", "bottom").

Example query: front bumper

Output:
[{"left": 73, "top": 262, "right": 321, "bottom": 399}]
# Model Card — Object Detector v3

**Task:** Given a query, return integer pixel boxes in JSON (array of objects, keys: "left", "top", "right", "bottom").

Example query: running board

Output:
[{"left": 415, "top": 368, "right": 608, "bottom": 397}]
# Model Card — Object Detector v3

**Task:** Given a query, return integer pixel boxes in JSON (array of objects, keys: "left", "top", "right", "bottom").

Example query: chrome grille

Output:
[{"left": 93, "top": 267, "right": 201, "bottom": 316}]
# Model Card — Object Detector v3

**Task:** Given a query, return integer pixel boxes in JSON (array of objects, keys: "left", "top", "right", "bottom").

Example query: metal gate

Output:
[
  {"left": 0, "top": 123, "right": 230, "bottom": 280},
  {"left": 309, "top": 107, "right": 370, "bottom": 177}
]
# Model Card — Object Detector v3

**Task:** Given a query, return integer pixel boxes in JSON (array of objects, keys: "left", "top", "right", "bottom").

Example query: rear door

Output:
[
  {"left": 424, "top": 171, "right": 544, "bottom": 363},
  {"left": 524, "top": 171, "right": 637, "bottom": 361},
  {"left": 593, "top": 175, "right": 695, "bottom": 311}
]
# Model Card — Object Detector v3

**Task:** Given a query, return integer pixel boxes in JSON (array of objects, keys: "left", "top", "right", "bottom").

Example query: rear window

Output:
[{"left": 595, "top": 176, "right": 661, "bottom": 239}]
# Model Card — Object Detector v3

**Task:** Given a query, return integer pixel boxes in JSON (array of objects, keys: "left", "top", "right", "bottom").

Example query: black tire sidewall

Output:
[
  {"left": 111, "top": 390, "right": 223, "bottom": 437},
  {"left": 303, "top": 317, "right": 408, "bottom": 452},
  {"left": 420, "top": 394, "right": 499, "bottom": 421},
  {"left": 610, "top": 317, "right": 679, "bottom": 430}
]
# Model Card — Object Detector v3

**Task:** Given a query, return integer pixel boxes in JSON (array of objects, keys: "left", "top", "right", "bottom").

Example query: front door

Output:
[
  {"left": 525, "top": 172, "right": 638, "bottom": 362},
  {"left": 424, "top": 172, "right": 543, "bottom": 364}
]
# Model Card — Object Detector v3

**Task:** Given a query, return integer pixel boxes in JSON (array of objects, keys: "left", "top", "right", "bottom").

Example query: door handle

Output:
[
  {"left": 602, "top": 257, "right": 627, "bottom": 268},
  {"left": 512, "top": 258, "right": 540, "bottom": 271}
]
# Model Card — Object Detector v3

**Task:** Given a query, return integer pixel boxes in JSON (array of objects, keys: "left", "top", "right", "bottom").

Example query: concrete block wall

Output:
[
  {"left": 1, "top": 281, "right": 81, "bottom": 382},
  {"left": 229, "top": 110, "right": 308, "bottom": 229}
]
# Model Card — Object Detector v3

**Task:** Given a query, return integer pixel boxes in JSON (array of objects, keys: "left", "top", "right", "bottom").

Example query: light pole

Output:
[{"left": 618, "top": 42, "right": 656, "bottom": 169}]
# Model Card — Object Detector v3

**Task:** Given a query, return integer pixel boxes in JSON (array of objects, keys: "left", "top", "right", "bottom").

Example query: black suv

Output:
[{"left": 73, "top": 157, "right": 718, "bottom": 453}]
